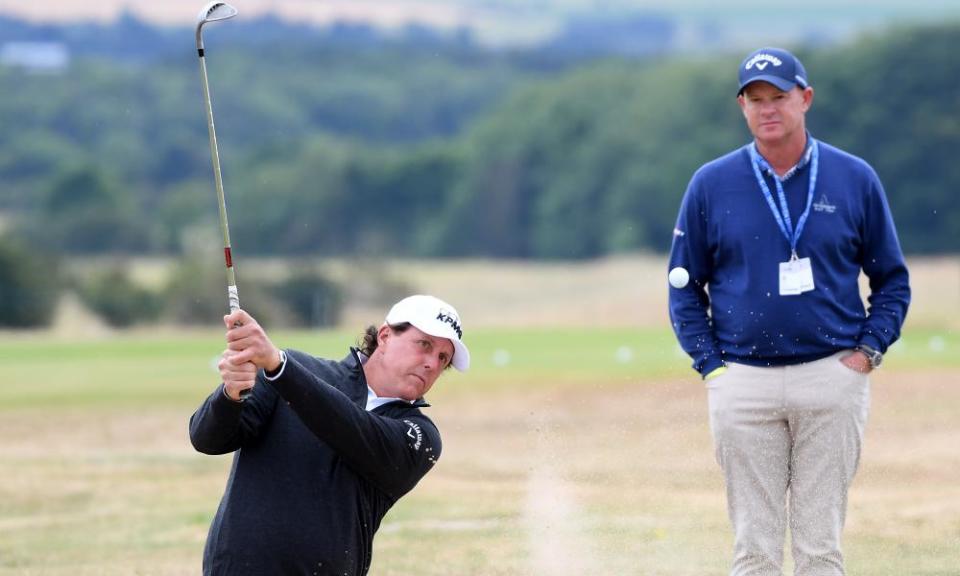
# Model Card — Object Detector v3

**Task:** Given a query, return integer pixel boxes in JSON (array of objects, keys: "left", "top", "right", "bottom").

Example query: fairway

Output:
[{"left": 1, "top": 324, "right": 959, "bottom": 575}]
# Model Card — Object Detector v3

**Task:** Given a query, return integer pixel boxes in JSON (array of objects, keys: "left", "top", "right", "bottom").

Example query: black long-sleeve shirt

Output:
[{"left": 189, "top": 348, "right": 442, "bottom": 576}]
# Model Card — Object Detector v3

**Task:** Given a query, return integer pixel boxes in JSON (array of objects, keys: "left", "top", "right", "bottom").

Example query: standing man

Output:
[
  {"left": 190, "top": 294, "right": 470, "bottom": 575},
  {"left": 668, "top": 47, "right": 910, "bottom": 575}
]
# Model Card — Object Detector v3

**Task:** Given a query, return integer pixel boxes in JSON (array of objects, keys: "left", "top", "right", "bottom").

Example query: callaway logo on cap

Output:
[
  {"left": 737, "top": 47, "right": 809, "bottom": 95},
  {"left": 385, "top": 295, "right": 471, "bottom": 371}
]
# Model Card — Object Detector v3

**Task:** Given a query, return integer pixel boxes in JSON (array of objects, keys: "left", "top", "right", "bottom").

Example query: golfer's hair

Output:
[{"left": 357, "top": 322, "right": 410, "bottom": 356}]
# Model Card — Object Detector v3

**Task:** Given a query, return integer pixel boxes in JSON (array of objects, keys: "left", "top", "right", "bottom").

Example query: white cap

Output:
[{"left": 385, "top": 295, "right": 470, "bottom": 371}]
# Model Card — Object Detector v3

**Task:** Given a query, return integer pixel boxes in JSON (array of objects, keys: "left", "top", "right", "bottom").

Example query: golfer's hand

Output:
[
  {"left": 224, "top": 309, "right": 283, "bottom": 371},
  {"left": 219, "top": 351, "right": 257, "bottom": 401},
  {"left": 841, "top": 350, "right": 872, "bottom": 374}
]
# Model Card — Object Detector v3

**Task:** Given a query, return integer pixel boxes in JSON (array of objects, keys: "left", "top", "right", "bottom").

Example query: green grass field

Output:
[{"left": 1, "top": 325, "right": 959, "bottom": 575}]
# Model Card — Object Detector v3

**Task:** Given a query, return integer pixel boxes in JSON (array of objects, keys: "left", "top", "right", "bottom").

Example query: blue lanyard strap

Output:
[{"left": 748, "top": 139, "right": 819, "bottom": 258}]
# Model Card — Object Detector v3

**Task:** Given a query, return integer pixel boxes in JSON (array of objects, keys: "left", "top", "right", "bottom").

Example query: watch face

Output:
[{"left": 858, "top": 345, "right": 881, "bottom": 368}]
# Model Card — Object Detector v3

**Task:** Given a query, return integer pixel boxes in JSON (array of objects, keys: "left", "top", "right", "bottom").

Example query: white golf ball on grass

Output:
[{"left": 668, "top": 267, "right": 690, "bottom": 289}]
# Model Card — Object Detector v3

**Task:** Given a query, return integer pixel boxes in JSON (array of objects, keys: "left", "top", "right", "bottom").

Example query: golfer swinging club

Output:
[{"left": 190, "top": 295, "right": 470, "bottom": 575}]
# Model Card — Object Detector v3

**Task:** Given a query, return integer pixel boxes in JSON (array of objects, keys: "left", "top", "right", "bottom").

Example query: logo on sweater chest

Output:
[
  {"left": 812, "top": 194, "right": 837, "bottom": 214},
  {"left": 403, "top": 419, "right": 423, "bottom": 450}
]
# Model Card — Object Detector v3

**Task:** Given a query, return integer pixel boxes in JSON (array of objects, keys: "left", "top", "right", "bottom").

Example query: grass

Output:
[
  {"left": 1, "top": 324, "right": 959, "bottom": 575},
  {"left": 4, "top": 324, "right": 955, "bottom": 406}
]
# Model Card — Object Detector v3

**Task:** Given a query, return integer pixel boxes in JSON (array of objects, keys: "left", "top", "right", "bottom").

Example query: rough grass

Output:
[
  {"left": 1, "top": 255, "right": 958, "bottom": 574},
  {"left": 1, "top": 327, "right": 958, "bottom": 575}
]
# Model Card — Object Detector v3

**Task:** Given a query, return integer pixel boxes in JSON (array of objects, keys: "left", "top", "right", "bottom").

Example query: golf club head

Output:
[
  {"left": 198, "top": 2, "right": 238, "bottom": 25},
  {"left": 196, "top": 2, "right": 238, "bottom": 51}
]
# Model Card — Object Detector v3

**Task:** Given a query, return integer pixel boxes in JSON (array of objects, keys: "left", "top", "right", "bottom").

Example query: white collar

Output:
[
  {"left": 357, "top": 351, "right": 414, "bottom": 411},
  {"left": 365, "top": 386, "right": 412, "bottom": 411}
]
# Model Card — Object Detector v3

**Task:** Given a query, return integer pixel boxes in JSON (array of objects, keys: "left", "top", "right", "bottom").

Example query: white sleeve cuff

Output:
[{"left": 264, "top": 349, "right": 287, "bottom": 381}]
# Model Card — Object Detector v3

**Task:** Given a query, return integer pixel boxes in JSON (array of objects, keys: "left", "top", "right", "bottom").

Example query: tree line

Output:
[{"left": 1, "top": 20, "right": 958, "bottom": 264}]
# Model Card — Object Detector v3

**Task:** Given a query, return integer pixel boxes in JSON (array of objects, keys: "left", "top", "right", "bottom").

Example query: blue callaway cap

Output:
[{"left": 737, "top": 47, "right": 809, "bottom": 95}]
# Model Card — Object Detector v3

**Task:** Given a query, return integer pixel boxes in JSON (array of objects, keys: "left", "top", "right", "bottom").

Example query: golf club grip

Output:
[
  {"left": 227, "top": 283, "right": 240, "bottom": 314},
  {"left": 226, "top": 284, "right": 250, "bottom": 398}
]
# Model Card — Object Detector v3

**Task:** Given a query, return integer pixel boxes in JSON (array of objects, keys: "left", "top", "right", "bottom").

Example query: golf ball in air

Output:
[{"left": 668, "top": 267, "right": 690, "bottom": 289}]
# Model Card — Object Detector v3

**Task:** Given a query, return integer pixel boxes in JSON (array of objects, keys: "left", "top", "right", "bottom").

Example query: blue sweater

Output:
[{"left": 668, "top": 138, "right": 910, "bottom": 376}]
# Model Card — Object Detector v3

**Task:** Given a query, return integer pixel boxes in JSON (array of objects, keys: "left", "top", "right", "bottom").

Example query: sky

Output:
[
  {"left": 0, "top": 1, "right": 469, "bottom": 27},
  {"left": 1, "top": 0, "right": 958, "bottom": 47},
  {"left": 0, "top": 1, "right": 554, "bottom": 45}
]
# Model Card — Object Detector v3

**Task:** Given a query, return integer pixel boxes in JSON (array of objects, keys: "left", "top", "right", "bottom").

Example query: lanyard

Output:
[{"left": 748, "top": 139, "right": 819, "bottom": 259}]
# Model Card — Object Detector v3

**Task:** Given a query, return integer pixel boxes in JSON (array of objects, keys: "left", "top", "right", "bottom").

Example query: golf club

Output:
[
  {"left": 196, "top": 2, "right": 252, "bottom": 399},
  {"left": 195, "top": 1, "right": 240, "bottom": 316}
]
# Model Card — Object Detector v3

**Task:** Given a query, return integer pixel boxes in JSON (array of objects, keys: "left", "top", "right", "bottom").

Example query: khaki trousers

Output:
[{"left": 707, "top": 352, "right": 870, "bottom": 576}]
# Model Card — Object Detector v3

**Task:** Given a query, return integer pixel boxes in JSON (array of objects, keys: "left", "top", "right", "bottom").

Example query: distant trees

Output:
[
  {"left": 75, "top": 266, "right": 163, "bottom": 327},
  {"left": 805, "top": 24, "right": 960, "bottom": 253},
  {"left": 0, "top": 21, "right": 958, "bottom": 261},
  {"left": 0, "top": 235, "right": 60, "bottom": 327},
  {"left": 433, "top": 24, "right": 960, "bottom": 258},
  {"left": 436, "top": 59, "right": 744, "bottom": 258},
  {"left": 31, "top": 165, "right": 151, "bottom": 253}
]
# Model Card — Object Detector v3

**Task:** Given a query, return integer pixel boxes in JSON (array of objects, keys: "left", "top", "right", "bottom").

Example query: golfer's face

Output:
[
  {"left": 739, "top": 82, "right": 811, "bottom": 146},
  {"left": 380, "top": 326, "right": 453, "bottom": 400}
]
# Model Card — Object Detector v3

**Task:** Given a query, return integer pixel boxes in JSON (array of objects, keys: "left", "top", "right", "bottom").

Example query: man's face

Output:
[
  {"left": 375, "top": 325, "right": 454, "bottom": 401},
  {"left": 738, "top": 82, "right": 813, "bottom": 147}
]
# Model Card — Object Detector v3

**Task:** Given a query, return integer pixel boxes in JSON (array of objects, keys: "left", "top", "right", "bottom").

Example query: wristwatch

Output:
[{"left": 856, "top": 344, "right": 883, "bottom": 369}]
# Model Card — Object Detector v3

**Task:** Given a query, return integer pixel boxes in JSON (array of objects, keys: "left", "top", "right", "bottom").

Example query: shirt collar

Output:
[
  {"left": 751, "top": 132, "right": 815, "bottom": 182},
  {"left": 365, "top": 386, "right": 413, "bottom": 411},
  {"left": 352, "top": 348, "right": 423, "bottom": 411}
]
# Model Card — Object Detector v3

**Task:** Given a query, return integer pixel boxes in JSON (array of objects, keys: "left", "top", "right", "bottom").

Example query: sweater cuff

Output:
[
  {"left": 264, "top": 349, "right": 288, "bottom": 381},
  {"left": 857, "top": 334, "right": 885, "bottom": 354},
  {"left": 703, "top": 366, "right": 728, "bottom": 381},
  {"left": 217, "top": 383, "right": 247, "bottom": 407},
  {"left": 699, "top": 356, "right": 726, "bottom": 378}
]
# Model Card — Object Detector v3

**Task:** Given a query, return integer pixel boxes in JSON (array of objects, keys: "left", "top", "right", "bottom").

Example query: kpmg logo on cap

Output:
[
  {"left": 745, "top": 53, "right": 782, "bottom": 71},
  {"left": 436, "top": 308, "right": 463, "bottom": 340}
]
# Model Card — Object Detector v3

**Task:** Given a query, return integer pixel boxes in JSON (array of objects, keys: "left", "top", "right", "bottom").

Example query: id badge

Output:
[{"left": 779, "top": 257, "right": 815, "bottom": 296}]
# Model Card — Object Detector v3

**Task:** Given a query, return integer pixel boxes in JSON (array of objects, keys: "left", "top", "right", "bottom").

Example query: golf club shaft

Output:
[{"left": 197, "top": 50, "right": 240, "bottom": 314}]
